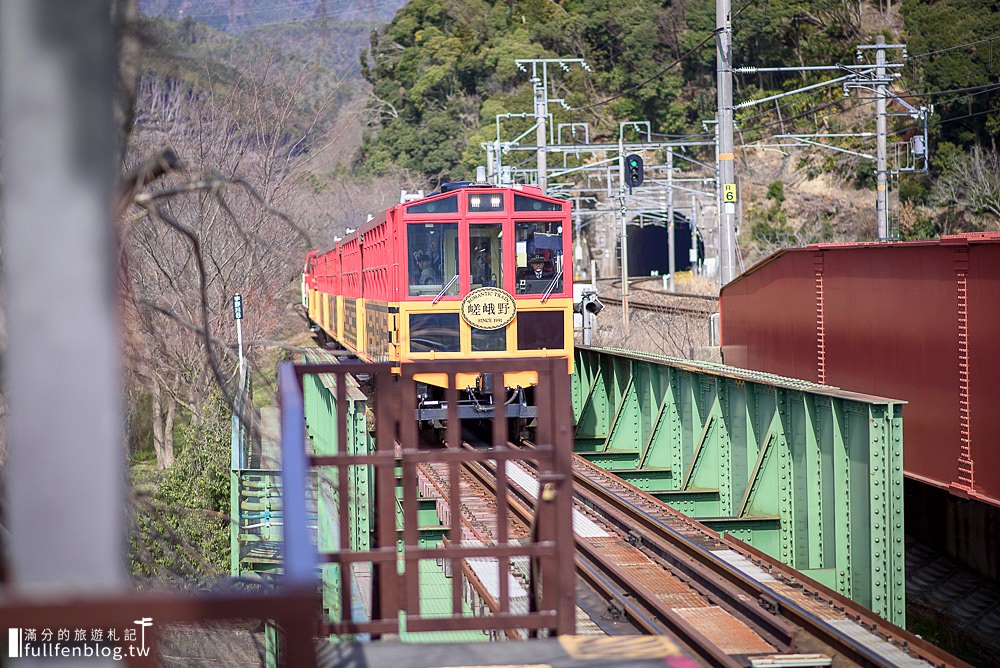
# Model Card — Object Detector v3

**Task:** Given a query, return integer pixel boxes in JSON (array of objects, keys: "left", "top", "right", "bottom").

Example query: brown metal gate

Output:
[{"left": 285, "top": 357, "right": 577, "bottom": 638}]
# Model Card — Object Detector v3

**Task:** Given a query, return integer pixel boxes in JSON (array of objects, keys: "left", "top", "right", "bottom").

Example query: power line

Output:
[
  {"left": 889, "top": 104, "right": 1000, "bottom": 137},
  {"left": 854, "top": 82, "right": 1000, "bottom": 101},
  {"left": 937, "top": 105, "right": 1000, "bottom": 125},
  {"left": 648, "top": 129, "right": 715, "bottom": 140},
  {"left": 888, "top": 107, "right": 999, "bottom": 138},
  {"left": 739, "top": 98, "right": 873, "bottom": 137},
  {"left": 653, "top": 84, "right": 878, "bottom": 143},
  {"left": 569, "top": 32, "right": 718, "bottom": 112},
  {"left": 905, "top": 82, "right": 1000, "bottom": 99},
  {"left": 907, "top": 36, "right": 1000, "bottom": 60}
]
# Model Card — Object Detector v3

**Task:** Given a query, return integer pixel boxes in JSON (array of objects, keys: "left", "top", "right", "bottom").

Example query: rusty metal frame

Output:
[
  {"left": 0, "top": 363, "right": 325, "bottom": 667},
  {"left": 0, "top": 589, "right": 319, "bottom": 667},
  {"left": 295, "top": 357, "right": 576, "bottom": 638}
]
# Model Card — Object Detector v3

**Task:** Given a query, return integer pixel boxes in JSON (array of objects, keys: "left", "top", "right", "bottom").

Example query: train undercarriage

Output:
[{"left": 309, "top": 318, "right": 537, "bottom": 438}]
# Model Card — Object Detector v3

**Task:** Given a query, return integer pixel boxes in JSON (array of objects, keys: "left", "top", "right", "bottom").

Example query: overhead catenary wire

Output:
[
  {"left": 852, "top": 82, "right": 1000, "bottom": 101},
  {"left": 907, "top": 35, "right": 1000, "bottom": 60},
  {"left": 738, "top": 98, "right": 874, "bottom": 138},
  {"left": 888, "top": 104, "right": 1000, "bottom": 137},
  {"left": 502, "top": 2, "right": 997, "bottom": 186}
]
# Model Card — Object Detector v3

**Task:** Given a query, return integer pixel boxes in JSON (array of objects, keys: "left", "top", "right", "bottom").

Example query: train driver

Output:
[{"left": 517, "top": 254, "right": 554, "bottom": 281}]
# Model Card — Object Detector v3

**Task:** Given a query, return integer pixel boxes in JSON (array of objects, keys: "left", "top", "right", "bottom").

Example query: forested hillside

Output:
[
  {"left": 359, "top": 0, "right": 860, "bottom": 179},
  {"left": 358, "top": 0, "right": 999, "bottom": 239}
]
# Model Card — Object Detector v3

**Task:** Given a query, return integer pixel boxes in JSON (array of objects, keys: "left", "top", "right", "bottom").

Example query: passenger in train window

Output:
[
  {"left": 413, "top": 250, "right": 441, "bottom": 285},
  {"left": 473, "top": 247, "right": 494, "bottom": 286}
]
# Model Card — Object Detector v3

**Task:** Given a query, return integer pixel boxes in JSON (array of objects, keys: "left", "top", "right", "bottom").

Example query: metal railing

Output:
[{"left": 280, "top": 357, "right": 577, "bottom": 638}]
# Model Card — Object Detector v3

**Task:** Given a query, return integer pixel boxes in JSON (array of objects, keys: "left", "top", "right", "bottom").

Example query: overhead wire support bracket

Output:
[
  {"left": 735, "top": 75, "right": 853, "bottom": 109},
  {"left": 734, "top": 63, "right": 904, "bottom": 74},
  {"left": 774, "top": 136, "right": 875, "bottom": 160}
]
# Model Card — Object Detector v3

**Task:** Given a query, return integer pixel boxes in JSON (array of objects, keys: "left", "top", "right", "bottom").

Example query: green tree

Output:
[
  {"left": 359, "top": 0, "right": 698, "bottom": 181},
  {"left": 131, "top": 393, "right": 232, "bottom": 580},
  {"left": 902, "top": 0, "right": 1000, "bottom": 150}
]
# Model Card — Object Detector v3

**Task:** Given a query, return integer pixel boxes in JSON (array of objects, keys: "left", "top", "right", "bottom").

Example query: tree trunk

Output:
[
  {"left": 150, "top": 382, "right": 176, "bottom": 470},
  {"left": 151, "top": 382, "right": 166, "bottom": 469},
  {"left": 163, "top": 393, "right": 176, "bottom": 468}
]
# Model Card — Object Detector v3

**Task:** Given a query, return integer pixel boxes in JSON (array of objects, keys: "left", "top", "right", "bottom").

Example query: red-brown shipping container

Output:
[{"left": 720, "top": 233, "right": 1000, "bottom": 508}]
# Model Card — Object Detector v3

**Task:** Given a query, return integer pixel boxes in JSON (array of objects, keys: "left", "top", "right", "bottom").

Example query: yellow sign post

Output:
[
  {"left": 460, "top": 287, "right": 517, "bottom": 330},
  {"left": 723, "top": 183, "right": 738, "bottom": 203}
]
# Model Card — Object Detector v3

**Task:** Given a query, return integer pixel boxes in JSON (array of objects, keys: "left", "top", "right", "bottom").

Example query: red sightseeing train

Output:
[{"left": 302, "top": 181, "right": 574, "bottom": 420}]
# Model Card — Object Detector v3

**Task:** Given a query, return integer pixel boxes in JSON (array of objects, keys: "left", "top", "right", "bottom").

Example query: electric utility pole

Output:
[
  {"left": 513, "top": 58, "right": 589, "bottom": 194},
  {"left": 875, "top": 36, "right": 889, "bottom": 240},
  {"left": 716, "top": 0, "right": 738, "bottom": 285},
  {"left": 534, "top": 78, "right": 548, "bottom": 193},
  {"left": 618, "top": 133, "right": 629, "bottom": 332},
  {"left": 667, "top": 147, "right": 676, "bottom": 291},
  {"left": 490, "top": 58, "right": 719, "bottom": 303}
]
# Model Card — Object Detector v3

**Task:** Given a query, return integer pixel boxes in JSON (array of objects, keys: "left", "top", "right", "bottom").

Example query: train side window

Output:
[
  {"left": 472, "top": 327, "right": 506, "bottom": 351},
  {"left": 408, "top": 313, "right": 460, "bottom": 353},
  {"left": 516, "top": 311, "right": 564, "bottom": 350},
  {"left": 407, "top": 195, "right": 457, "bottom": 215},
  {"left": 513, "top": 194, "right": 561, "bottom": 212},
  {"left": 470, "top": 223, "right": 502, "bottom": 289},
  {"left": 408, "top": 222, "right": 459, "bottom": 297},
  {"left": 514, "top": 221, "right": 564, "bottom": 295}
]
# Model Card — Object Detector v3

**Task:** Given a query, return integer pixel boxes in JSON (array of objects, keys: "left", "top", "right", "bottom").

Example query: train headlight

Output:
[{"left": 468, "top": 192, "right": 504, "bottom": 212}]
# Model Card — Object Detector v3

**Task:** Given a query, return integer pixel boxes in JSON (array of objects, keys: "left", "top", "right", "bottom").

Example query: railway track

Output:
[
  {"left": 563, "top": 452, "right": 962, "bottom": 668},
  {"left": 598, "top": 294, "right": 716, "bottom": 318},
  {"left": 595, "top": 277, "right": 718, "bottom": 317},
  {"left": 416, "top": 440, "right": 968, "bottom": 667}
]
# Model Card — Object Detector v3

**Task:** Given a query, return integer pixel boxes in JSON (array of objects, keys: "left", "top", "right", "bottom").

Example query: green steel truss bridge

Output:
[{"left": 230, "top": 345, "right": 913, "bottom": 663}]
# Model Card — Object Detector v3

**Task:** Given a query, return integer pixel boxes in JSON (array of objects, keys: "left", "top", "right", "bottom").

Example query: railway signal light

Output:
[
  {"left": 574, "top": 290, "right": 604, "bottom": 346},
  {"left": 624, "top": 154, "right": 644, "bottom": 189}
]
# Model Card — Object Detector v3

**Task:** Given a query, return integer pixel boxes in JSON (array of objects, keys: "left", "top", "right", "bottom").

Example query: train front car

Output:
[{"left": 400, "top": 183, "right": 574, "bottom": 423}]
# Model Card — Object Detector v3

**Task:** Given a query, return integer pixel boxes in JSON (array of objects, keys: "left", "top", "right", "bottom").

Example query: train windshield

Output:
[
  {"left": 408, "top": 222, "right": 459, "bottom": 297},
  {"left": 514, "top": 221, "right": 564, "bottom": 295},
  {"left": 469, "top": 223, "right": 502, "bottom": 289}
]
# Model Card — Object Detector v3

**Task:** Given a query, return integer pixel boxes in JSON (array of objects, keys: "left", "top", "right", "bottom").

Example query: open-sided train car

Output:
[{"left": 303, "top": 182, "right": 574, "bottom": 420}]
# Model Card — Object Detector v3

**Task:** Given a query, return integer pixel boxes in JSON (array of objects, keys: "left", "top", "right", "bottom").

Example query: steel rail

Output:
[
  {"left": 414, "top": 459, "right": 540, "bottom": 640},
  {"left": 572, "top": 534, "right": 750, "bottom": 667},
  {"left": 729, "top": 537, "right": 974, "bottom": 668},
  {"left": 460, "top": 448, "right": 773, "bottom": 667},
  {"left": 574, "top": 549, "right": 744, "bottom": 668},
  {"left": 501, "top": 445, "right": 795, "bottom": 648},
  {"left": 600, "top": 276, "right": 721, "bottom": 302},
  {"left": 568, "top": 453, "right": 970, "bottom": 668},
  {"left": 567, "top": 481, "right": 797, "bottom": 650},
  {"left": 452, "top": 441, "right": 964, "bottom": 667},
  {"left": 596, "top": 278, "right": 719, "bottom": 316}
]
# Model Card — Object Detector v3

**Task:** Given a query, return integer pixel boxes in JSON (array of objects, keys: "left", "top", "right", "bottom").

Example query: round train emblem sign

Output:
[{"left": 461, "top": 287, "right": 517, "bottom": 330}]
